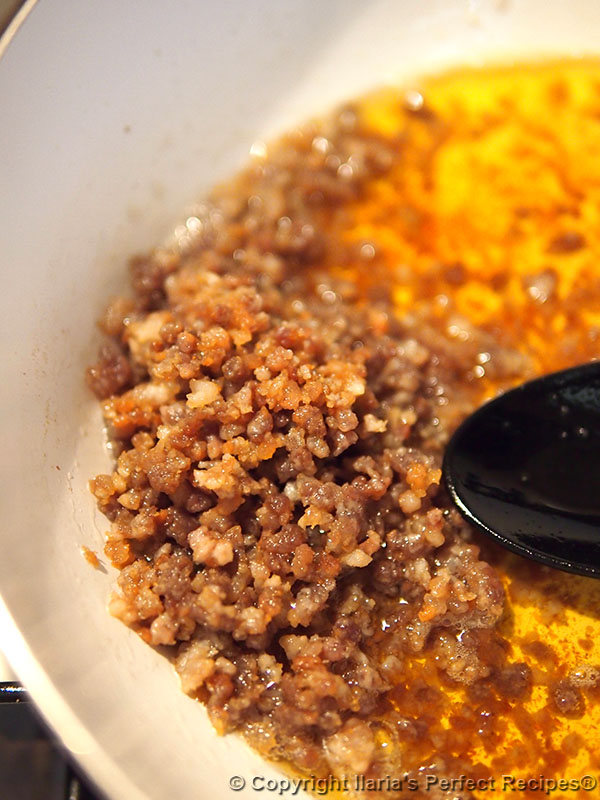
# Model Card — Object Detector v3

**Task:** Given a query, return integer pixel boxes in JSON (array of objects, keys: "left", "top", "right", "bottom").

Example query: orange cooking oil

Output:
[{"left": 319, "top": 60, "right": 600, "bottom": 797}]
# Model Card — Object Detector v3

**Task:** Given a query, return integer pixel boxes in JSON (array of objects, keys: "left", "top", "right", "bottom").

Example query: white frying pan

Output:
[{"left": 1, "top": 1, "right": 598, "bottom": 798}]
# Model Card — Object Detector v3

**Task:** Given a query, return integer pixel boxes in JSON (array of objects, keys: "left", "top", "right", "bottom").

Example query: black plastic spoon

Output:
[{"left": 443, "top": 362, "right": 600, "bottom": 578}]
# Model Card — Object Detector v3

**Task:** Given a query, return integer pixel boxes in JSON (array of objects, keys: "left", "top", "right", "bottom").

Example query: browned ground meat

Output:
[{"left": 88, "top": 100, "right": 531, "bottom": 796}]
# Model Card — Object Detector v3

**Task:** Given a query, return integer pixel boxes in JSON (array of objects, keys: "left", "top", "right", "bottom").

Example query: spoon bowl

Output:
[{"left": 443, "top": 362, "right": 600, "bottom": 579}]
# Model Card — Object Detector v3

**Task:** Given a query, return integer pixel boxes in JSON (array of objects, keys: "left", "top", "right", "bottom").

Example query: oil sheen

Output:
[{"left": 323, "top": 60, "right": 600, "bottom": 796}]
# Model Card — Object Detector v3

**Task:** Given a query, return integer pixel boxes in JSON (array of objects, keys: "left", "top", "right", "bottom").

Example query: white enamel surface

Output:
[{"left": 0, "top": 1, "right": 597, "bottom": 798}]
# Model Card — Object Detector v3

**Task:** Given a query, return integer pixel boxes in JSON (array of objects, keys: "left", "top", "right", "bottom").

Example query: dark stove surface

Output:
[{"left": 0, "top": 683, "right": 101, "bottom": 800}]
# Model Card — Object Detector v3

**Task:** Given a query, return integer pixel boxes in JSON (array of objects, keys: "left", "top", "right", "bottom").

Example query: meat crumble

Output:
[{"left": 88, "top": 60, "right": 600, "bottom": 797}]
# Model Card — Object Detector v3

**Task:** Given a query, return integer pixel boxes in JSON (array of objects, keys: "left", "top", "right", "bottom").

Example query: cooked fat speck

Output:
[{"left": 88, "top": 61, "right": 600, "bottom": 797}]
